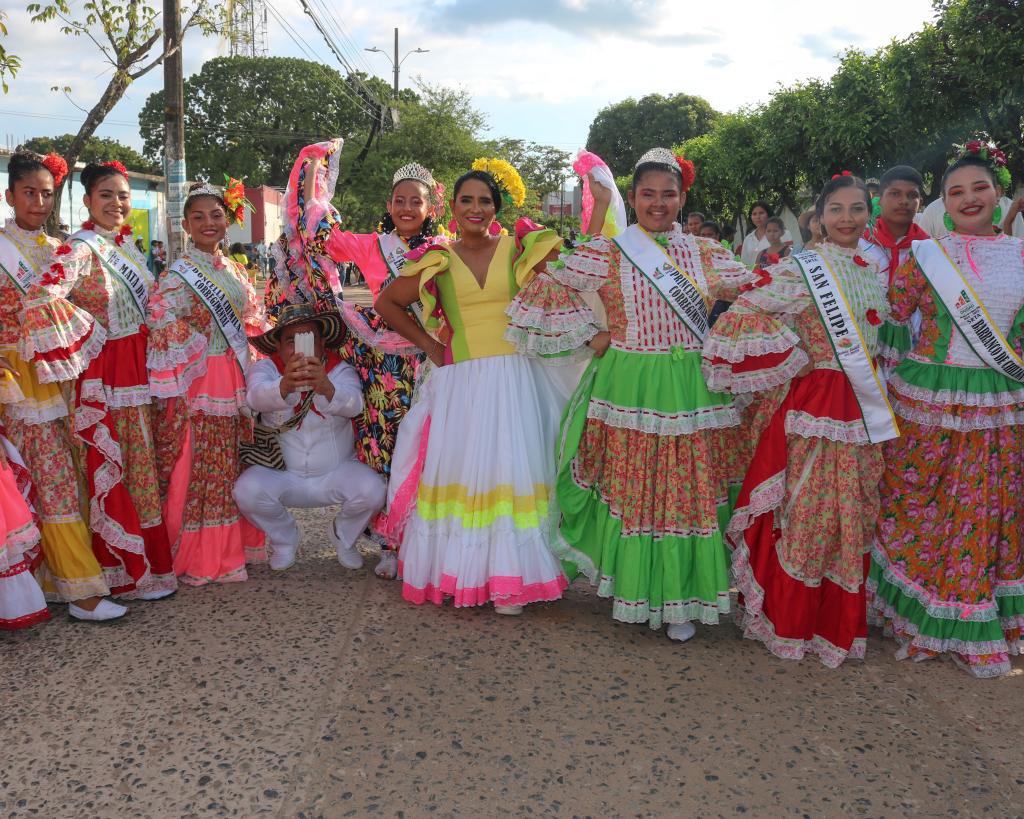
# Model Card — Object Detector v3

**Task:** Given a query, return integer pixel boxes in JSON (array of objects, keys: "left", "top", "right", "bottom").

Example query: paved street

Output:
[{"left": 2, "top": 507, "right": 1023, "bottom": 818}]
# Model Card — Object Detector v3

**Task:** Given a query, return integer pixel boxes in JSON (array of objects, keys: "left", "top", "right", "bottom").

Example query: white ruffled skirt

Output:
[{"left": 396, "top": 354, "right": 569, "bottom": 607}]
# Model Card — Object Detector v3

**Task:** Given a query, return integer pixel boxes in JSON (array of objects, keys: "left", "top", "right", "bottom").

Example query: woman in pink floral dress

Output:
[{"left": 148, "top": 181, "right": 266, "bottom": 585}]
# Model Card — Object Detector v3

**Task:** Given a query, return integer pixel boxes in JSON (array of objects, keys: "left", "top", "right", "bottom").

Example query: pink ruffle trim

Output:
[
  {"left": 375, "top": 416, "right": 431, "bottom": 548},
  {"left": 399, "top": 567, "right": 568, "bottom": 608}
]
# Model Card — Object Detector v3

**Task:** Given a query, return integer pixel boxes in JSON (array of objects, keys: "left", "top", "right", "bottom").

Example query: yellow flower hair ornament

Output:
[{"left": 471, "top": 157, "right": 526, "bottom": 208}]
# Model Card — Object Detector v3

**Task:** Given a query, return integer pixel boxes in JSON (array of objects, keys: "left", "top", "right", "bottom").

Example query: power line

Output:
[{"left": 264, "top": 0, "right": 380, "bottom": 121}]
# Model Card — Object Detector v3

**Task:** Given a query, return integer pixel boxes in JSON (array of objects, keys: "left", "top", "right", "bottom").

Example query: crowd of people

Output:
[{"left": 1, "top": 133, "right": 1021, "bottom": 679}]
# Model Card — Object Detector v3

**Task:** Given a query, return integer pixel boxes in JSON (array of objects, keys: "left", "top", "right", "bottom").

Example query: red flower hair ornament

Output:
[
  {"left": 831, "top": 170, "right": 853, "bottom": 180},
  {"left": 103, "top": 160, "right": 129, "bottom": 177},
  {"left": 42, "top": 153, "right": 69, "bottom": 187}
]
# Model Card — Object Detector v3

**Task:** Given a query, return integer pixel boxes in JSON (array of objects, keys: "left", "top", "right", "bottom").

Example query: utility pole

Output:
[
  {"left": 366, "top": 29, "right": 428, "bottom": 102},
  {"left": 163, "top": 0, "right": 186, "bottom": 258},
  {"left": 392, "top": 27, "right": 399, "bottom": 99}
]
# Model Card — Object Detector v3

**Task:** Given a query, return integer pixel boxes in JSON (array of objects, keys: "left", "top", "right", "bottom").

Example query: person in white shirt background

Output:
[
  {"left": 739, "top": 199, "right": 794, "bottom": 266},
  {"left": 233, "top": 303, "right": 386, "bottom": 571}
]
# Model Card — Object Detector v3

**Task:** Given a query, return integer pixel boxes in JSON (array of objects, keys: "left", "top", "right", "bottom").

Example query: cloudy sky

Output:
[{"left": 1, "top": 0, "right": 937, "bottom": 157}]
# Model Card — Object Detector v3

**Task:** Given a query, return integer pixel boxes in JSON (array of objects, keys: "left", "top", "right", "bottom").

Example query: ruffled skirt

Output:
[
  {"left": 553, "top": 346, "right": 744, "bottom": 629},
  {"left": 869, "top": 360, "right": 1024, "bottom": 677},
  {"left": 0, "top": 442, "right": 48, "bottom": 630},
  {"left": 397, "top": 354, "right": 568, "bottom": 607}
]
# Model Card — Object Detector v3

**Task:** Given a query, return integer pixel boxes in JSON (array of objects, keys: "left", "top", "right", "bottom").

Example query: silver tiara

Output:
[
  {"left": 185, "top": 182, "right": 223, "bottom": 203},
  {"left": 635, "top": 147, "right": 678, "bottom": 169},
  {"left": 392, "top": 162, "right": 436, "bottom": 189}
]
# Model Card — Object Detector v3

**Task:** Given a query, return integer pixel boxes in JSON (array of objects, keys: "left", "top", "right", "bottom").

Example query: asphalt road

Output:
[{"left": 2, "top": 506, "right": 1022, "bottom": 818}]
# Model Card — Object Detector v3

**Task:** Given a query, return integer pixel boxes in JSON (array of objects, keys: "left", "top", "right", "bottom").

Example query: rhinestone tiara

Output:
[
  {"left": 392, "top": 162, "right": 436, "bottom": 189},
  {"left": 185, "top": 182, "right": 223, "bottom": 203},
  {"left": 635, "top": 147, "right": 679, "bottom": 169}
]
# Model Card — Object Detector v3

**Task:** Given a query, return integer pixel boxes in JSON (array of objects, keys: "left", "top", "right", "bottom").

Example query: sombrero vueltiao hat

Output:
[{"left": 252, "top": 302, "right": 345, "bottom": 356}]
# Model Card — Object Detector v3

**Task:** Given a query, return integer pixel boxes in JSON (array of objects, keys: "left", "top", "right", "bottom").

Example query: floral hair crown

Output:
[
  {"left": 635, "top": 147, "right": 696, "bottom": 192},
  {"left": 953, "top": 136, "right": 1012, "bottom": 190},
  {"left": 831, "top": 170, "right": 853, "bottom": 180},
  {"left": 103, "top": 160, "right": 129, "bottom": 177},
  {"left": 42, "top": 153, "right": 69, "bottom": 186},
  {"left": 471, "top": 157, "right": 526, "bottom": 207},
  {"left": 184, "top": 176, "right": 254, "bottom": 226}
]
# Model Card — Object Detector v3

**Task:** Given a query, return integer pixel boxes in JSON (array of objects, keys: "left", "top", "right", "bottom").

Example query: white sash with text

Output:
[
  {"left": 792, "top": 249, "right": 900, "bottom": 443},
  {"left": 74, "top": 230, "right": 150, "bottom": 319},
  {"left": 614, "top": 225, "right": 709, "bottom": 341},
  {"left": 913, "top": 238, "right": 1024, "bottom": 383},
  {"left": 171, "top": 258, "right": 250, "bottom": 373}
]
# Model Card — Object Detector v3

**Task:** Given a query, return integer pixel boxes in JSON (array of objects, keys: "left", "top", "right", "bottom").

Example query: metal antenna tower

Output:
[{"left": 227, "top": 0, "right": 268, "bottom": 57}]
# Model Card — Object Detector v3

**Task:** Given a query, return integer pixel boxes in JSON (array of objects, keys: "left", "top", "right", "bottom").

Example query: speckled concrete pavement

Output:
[{"left": 2, "top": 507, "right": 1023, "bottom": 818}]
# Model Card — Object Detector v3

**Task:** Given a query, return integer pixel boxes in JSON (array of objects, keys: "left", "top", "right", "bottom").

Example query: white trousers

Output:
[{"left": 233, "top": 460, "right": 386, "bottom": 551}]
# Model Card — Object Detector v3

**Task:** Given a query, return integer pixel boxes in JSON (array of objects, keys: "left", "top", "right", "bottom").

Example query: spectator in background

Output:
[
  {"left": 699, "top": 220, "right": 721, "bottom": 241},
  {"left": 149, "top": 240, "right": 167, "bottom": 275},
  {"left": 229, "top": 242, "right": 250, "bottom": 268},
  {"left": 685, "top": 211, "right": 705, "bottom": 234},
  {"left": 740, "top": 200, "right": 794, "bottom": 266},
  {"left": 755, "top": 217, "right": 790, "bottom": 266},
  {"left": 797, "top": 207, "right": 824, "bottom": 251}
]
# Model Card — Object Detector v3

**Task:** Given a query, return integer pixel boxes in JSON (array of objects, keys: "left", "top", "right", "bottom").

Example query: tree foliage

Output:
[
  {"left": 138, "top": 57, "right": 388, "bottom": 188},
  {"left": 24, "top": 134, "right": 159, "bottom": 174},
  {"left": 672, "top": 0, "right": 1024, "bottom": 229},
  {"left": 0, "top": 11, "right": 20, "bottom": 93},
  {"left": 585, "top": 93, "right": 719, "bottom": 177},
  {"left": 21, "top": 0, "right": 220, "bottom": 228}
]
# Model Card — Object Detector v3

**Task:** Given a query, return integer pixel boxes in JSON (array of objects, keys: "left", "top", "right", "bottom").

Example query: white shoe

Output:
[
  {"left": 136, "top": 587, "right": 176, "bottom": 601},
  {"left": 69, "top": 599, "right": 127, "bottom": 622},
  {"left": 494, "top": 604, "right": 523, "bottom": 616},
  {"left": 667, "top": 622, "right": 696, "bottom": 643},
  {"left": 374, "top": 550, "right": 398, "bottom": 579},
  {"left": 269, "top": 543, "right": 297, "bottom": 571},
  {"left": 330, "top": 522, "right": 363, "bottom": 570}
]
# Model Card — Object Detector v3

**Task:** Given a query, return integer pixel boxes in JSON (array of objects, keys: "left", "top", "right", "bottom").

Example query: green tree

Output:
[
  {"left": 22, "top": 0, "right": 220, "bottom": 228},
  {"left": 483, "top": 138, "right": 572, "bottom": 202},
  {"left": 138, "top": 57, "right": 386, "bottom": 187},
  {"left": 585, "top": 93, "right": 719, "bottom": 177},
  {"left": 0, "top": 11, "right": 20, "bottom": 93},
  {"left": 334, "top": 84, "right": 487, "bottom": 232},
  {"left": 23, "top": 134, "right": 159, "bottom": 174}
]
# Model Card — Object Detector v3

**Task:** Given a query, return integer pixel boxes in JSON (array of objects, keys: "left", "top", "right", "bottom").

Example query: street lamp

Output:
[{"left": 365, "top": 28, "right": 429, "bottom": 98}]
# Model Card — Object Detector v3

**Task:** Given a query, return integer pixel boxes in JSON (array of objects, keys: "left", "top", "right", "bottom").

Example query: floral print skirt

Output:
[
  {"left": 869, "top": 416, "right": 1024, "bottom": 677},
  {"left": 553, "top": 346, "right": 744, "bottom": 629}
]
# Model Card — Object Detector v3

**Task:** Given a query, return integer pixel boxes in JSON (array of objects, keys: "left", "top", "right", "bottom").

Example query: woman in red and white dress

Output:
[{"left": 47, "top": 161, "right": 176, "bottom": 600}]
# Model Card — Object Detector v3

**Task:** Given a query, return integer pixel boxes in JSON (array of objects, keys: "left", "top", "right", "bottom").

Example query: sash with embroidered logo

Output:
[
  {"left": 74, "top": 230, "right": 150, "bottom": 319},
  {"left": 913, "top": 238, "right": 1024, "bottom": 383},
  {"left": 614, "top": 224, "right": 709, "bottom": 340},
  {"left": 792, "top": 249, "right": 900, "bottom": 443},
  {"left": 377, "top": 231, "right": 429, "bottom": 327},
  {"left": 0, "top": 232, "right": 38, "bottom": 294},
  {"left": 377, "top": 232, "right": 410, "bottom": 289},
  {"left": 171, "top": 257, "right": 251, "bottom": 373}
]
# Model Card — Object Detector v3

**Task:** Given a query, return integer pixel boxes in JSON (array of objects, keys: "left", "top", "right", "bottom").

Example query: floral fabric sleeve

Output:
[
  {"left": 503, "top": 235, "right": 608, "bottom": 360},
  {"left": 146, "top": 272, "right": 211, "bottom": 398},
  {"left": 697, "top": 237, "right": 754, "bottom": 301},
  {"left": 887, "top": 253, "right": 928, "bottom": 323},
  {"left": 19, "top": 272, "right": 105, "bottom": 385},
  {"left": 702, "top": 258, "right": 812, "bottom": 394}
]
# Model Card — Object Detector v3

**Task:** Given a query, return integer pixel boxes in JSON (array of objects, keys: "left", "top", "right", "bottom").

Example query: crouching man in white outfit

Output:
[{"left": 233, "top": 304, "right": 386, "bottom": 571}]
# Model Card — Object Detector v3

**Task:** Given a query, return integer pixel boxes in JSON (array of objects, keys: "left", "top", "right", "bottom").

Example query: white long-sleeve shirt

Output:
[{"left": 245, "top": 356, "right": 364, "bottom": 478}]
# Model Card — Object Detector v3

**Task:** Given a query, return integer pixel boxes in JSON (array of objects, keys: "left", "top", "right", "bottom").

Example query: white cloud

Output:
[{"left": 0, "top": 0, "right": 938, "bottom": 159}]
